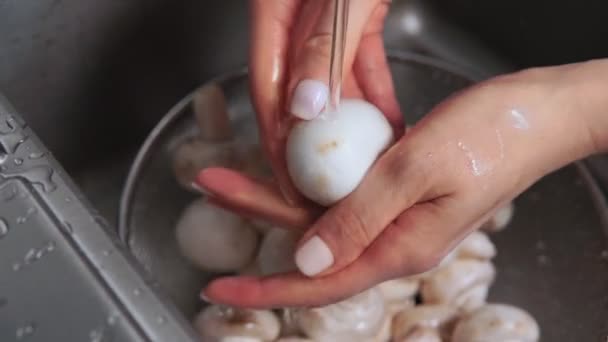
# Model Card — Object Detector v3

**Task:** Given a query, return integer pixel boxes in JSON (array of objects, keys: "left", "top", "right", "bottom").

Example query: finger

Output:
[
  {"left": 292, "top": 136, "right": 456, "bottom": 277},
  {"left": 203, "top": 197, "right": 475, "bottom": 308},
  {"left": 342, "top": 69, "right": 365, "bottom": 99},
  {"left": 286, "top": 0, "right": 383, "bottom": 120},
  {"left": 197, "top": 168, "right": 320, "bottom": 229},
  {"left": 354, "top": 8, "right": 404, "bottom": 133},
  {"left": 249, "top": 0, "right": 303, "bottom": 205}
]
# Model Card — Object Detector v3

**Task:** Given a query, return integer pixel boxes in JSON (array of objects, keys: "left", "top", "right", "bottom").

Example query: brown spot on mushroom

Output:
[{"left": 316, "top": 140, "right": 339, "bottom": 155}]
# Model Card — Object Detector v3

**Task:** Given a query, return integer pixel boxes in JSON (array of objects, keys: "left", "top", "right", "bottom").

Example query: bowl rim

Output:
[{"left": 117, "top": 50, "right": 608, "bottom": 245}]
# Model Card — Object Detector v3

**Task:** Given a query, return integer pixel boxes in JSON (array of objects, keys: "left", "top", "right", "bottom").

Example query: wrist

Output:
[{"left": 560, "top": 59, "right": 608, "bottom": 154}]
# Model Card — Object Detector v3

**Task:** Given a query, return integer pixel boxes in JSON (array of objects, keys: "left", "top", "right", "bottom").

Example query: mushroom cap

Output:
[
  {"left": 393, "top": 326, "right": 442, "bottom": 342},
  {"left": 481, "top": 202, "right": 514, "bottom": 233},
  {"left": 454, "top": 231, "right": 496, "bottom": 261},
  {"left": 175, "top": 199, "right": 259, "bottom": 272},
  {"left": 257, "top": 228, "right": 300, "bottom": 276},
  {"left": 421, "top": 259, "right": 495, "bottom": 313},
  {"left": 376, "top": 277, "right": 419, "bottom": 315},
  {"left": 391, "top": 304, "right": 458, "bottom": 341},
  {"left": 452, "top": 304, "right": 540, "bottom": 342},
  {"left": 172, "top": 138, "right": 238, "bottom": 191},
  {"left": 193, "top": 305, "right": 281, "bottom": 341},
  {"left": 296, "top": 288, "right": 386, "bottom": 341}
]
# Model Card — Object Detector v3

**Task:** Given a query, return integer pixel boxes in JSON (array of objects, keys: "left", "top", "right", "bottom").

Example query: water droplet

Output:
[
  {"left": 92, "top": 215, "right": 107, "bottom": 228},
  {"left": 24, "top": 249, "right": 36, "bottom": 264},
  {"left": 0, "top": 130, "right": 27, "bottom": 154},
  {"left": 6, "top": 115, "right": 26, "bottom": 129},
  {"left": 89, "top": 328, "right": 104, "bottom": 342},
  {"left": 133, "top": 288, "right": 141, "bottom": 296},
  {"left": 16, "top": 216, "right": 26, "bottom": 224},
  {"left": 13, "top": 158, "right": 23, "bottom": 165},
  {"left": 64, "top": 197, "right": 72, "bottom": 203},
  {"left": 46, "top": 241, "right": 55, "bottom": 252},
  {"left": 0, "top": 297, "right": 7, "bottom": 308},
  {"left": 535, "top": 241, "right": 546, "bottom": 250},
  {"left": 156, "top": 315, "right": 166, "bottom": 324},
  {"left": 28, "top": 152, "right": 44, "bottom": 160},
  {"left": 601, "top": 250, "right": 608, "bottom": 260},
  {"left": 0, "top": 218, "right": 9, "bottom": 238},
  {"left": 106, "top": 313, "right": 119, "bottom": 326},
  {"left": 1, "top": 184, "right": 19, "bottom": 201},
  {"left": 0, "top": 166, "right": 56, "bottom": 193},
  {"left": 102, "top": 250, "right": 112, "bottom": 257},
  {"left": 62, "top": 221, "right": 74, "bottom": 234},
  {"left": 16, "top": 322, "right": 36, "bottom": 339},
  {"left": 537, "top": 254, "right": 550, "bottom": 266},
  {"left": 12, "top": 262, "right": 21, "bottom": 271}
]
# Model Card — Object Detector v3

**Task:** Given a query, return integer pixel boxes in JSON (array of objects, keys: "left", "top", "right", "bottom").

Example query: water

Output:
[
  {"left": 13, "top": 158, "right": 23, "bottom": 165},
  {"left": 0, "top": 297, "right": 7, "bottom": 308},
  {"left": 0, "top": 217, "right": 9, "bottom": 238},
  {"left": 28, "top": 152, "right": 45, "bottom": 160},
  {"left": 0, "top": 166, "right": 57, "bottom": 193},
  {"left": 156, "top": 315, "right": 166, "bottom": 324},
  {"left": 16, "top": 216, "right": 26, "bottom": 224},
  {"left": 16, "top": 241, "right": 56, "bottom": 270},
  {"left": 0, "top": 130, "right": 27, "bottom": 154},
  {"left": 106, "top": 313, "right": 120, "bottom": 326},
  {"left": 15, "top": 322, "right": 36, "bottom": 339},
  {"left": 102, "top": 250, "right": 112, "bottom": 257},
  {"left": 132, "top": 288, "right": 141, "bottom": 296},
  {"left": 89, "top": 328, "right": 104, "bottom": 342}
]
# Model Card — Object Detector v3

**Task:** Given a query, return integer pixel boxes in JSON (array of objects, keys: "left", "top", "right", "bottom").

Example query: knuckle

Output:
[
  {"left": 330, "top": 209, "right": 373, "bottom": 251},
  {"left": 408, "top": 248, "right": 443, "bottom": 275},
  {"left": 303, "top": 33, "right": 333, "bottom": 61}
]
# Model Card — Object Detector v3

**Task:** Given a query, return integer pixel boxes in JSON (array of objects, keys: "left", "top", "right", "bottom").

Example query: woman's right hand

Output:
[{"left": 249, "top": 0, "right": 403, "bottom": 205}]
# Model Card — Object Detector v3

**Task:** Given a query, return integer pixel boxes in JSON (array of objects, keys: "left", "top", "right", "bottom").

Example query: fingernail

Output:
[
  {"left": 200, "top": 292, "right": 214, "bottom": 303},
  {"left": 192, "top": 182, "right": 213, "bottom": 197},
  {"left": 295, "top": 235, "right": 334, "bottom": 276},
  {"left": 290, "top": 80, "right": 328, "bottom": 120}
]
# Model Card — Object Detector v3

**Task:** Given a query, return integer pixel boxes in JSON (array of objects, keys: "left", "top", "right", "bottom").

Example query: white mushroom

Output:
[
  {"left": 393, "top": 327, "right": 442, "bottom": 342},
  {"left": 421, "top": 259, "right": 495, "bottom": 313},
  {"left": 452, "top": 304, "right": 540, "bottom": 342},
  {"left": 193, "top": 82, "right": 233, "bottom": 142},
  {"left": 367, "top": 315, "right": 392, "bottom": 342},
  {"left": 286, "top": 99, "right": 394, "bottom": 206},
  {"left": 175, "top": 198, "right": 259, "bottom": 272},
  {"left": 376, "top": 277, "right": 419, "bottom": 314},
  {"left": 278, "top": 309, "right": 302, "bottom": 337},
  {"left": 257, "top": 228, "right": 300, "bottom": 276},
  {"left": 193, "top": 305, "right": 281, "bottom": 342},
  {"left": 391, "top": 305, "right": 459, "bottom": 341},
  {"left": 454, "top": 230, "right": 496, "bottom": 261},
  {"left": 481, "top": 202, "right": 514, "bottom": 233},
  {"left": 172, "top": 138, "right": 239, "bottom": 191},
  {"left": 239, "top": 261, "right": 262, "bottom": 276},
  {"left": 296, "top": 288, "right": 386, "bottom": 341}
]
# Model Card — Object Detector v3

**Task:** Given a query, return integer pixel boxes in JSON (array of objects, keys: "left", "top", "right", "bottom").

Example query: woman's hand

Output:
[
  {"left": 197, "top": 60, "right": 608, "bottom": 308},
  {"left": 249, "top": 0, "right": 402, "bottom": 204}
]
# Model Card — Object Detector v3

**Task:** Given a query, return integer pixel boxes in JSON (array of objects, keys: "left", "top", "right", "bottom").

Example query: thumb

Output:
[{"left": 287, "top": 0, "right": 382, "bottom": 120}]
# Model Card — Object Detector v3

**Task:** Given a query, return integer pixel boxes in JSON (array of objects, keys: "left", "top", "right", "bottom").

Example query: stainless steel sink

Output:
[{"left": 1, "top": 0, "right": 608, "bottom": 341}]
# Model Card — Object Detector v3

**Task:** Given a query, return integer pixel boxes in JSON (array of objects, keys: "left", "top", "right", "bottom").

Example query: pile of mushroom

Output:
[{"left": 172, "top": 88, "right": 539, "bottom": 341}]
